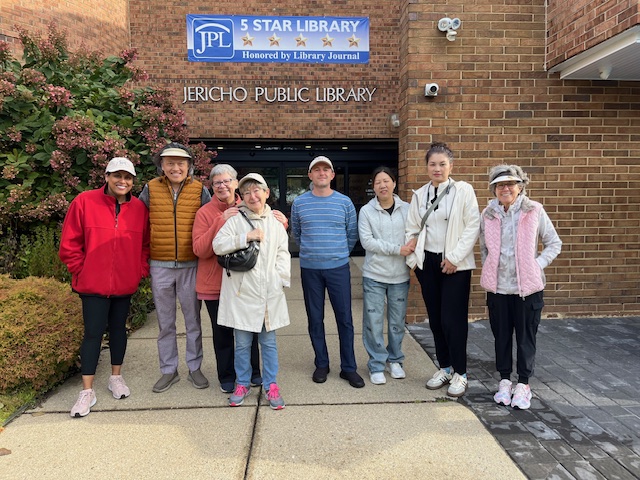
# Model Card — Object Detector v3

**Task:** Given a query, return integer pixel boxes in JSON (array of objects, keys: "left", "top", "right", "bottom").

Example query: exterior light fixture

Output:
[{"left": 438, "top": 17, "right": 461, "bottom": 41}]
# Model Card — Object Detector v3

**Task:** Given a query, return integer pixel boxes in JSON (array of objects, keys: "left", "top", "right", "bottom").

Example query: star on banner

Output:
[
  {"left": 242, "top": 34, "right": 254, "bottom": 46},
  {"left": 268, "top": 34, "right": 281, "bottom": 47},
  {"left": 347, "top": 34, "right": 360, "bottom": 48},
  {"left": 321, "top": 35, "right": 334, "bottom": 47},
  {"left": 295, "top": 34, "right": 308, "bottom": 47}
]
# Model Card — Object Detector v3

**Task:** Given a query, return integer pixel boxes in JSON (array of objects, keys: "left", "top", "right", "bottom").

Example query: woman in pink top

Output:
[{"left": 479, "top": 164, "right": 561, "bottom": 410}]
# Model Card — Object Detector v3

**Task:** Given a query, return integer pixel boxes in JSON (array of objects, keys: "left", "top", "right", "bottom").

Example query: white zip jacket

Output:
[
  {"left": 358, "top": 194, "right": 411, "bottom": 284},
  {"left": 405, "top": 179, "right": 480, "bottom": 271},
  {"left": 213, "top": 204, "right": 291, "bottom": 333}
]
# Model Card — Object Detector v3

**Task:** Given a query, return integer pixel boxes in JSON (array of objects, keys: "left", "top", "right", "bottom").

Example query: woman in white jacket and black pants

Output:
[{"left": 405, "top": 142, "right": 480, "bottom": 397}]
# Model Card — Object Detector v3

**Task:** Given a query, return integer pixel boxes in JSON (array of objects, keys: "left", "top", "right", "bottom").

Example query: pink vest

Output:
[{"left": 481, "top": 201, "right": 544, "bottom": 297}]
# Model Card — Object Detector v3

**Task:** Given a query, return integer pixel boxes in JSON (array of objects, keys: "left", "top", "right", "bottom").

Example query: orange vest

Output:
[{"left": 148, "top": 176, "right": 202, "bottom": 262}]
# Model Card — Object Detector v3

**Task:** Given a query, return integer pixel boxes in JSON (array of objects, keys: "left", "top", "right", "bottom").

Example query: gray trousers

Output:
[{"left": 150, "top": 266, "right": 203, "bottom": 374}]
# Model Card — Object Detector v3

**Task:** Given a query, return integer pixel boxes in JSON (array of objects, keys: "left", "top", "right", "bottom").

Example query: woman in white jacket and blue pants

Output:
[
  {"left": 213, "top": 173, "right": 290, "bottom": 410},
  {"left": 405, "top": 143, "right": 480, "bottom": 397},
  {"left": 358, "top": 167, "right": 414, "bottom": 385}
]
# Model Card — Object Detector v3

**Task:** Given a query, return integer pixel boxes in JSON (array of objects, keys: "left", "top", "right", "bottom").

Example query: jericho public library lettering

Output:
[{"left": 182, "top": 85, "right": 377, "bottom": 103}]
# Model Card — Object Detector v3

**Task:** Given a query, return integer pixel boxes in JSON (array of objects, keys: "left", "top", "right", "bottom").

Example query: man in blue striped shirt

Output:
[{"left": 291, "top": 156, "right": 365, "bottom": 388}]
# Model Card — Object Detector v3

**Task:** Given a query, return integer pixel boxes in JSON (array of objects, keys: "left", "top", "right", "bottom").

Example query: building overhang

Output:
[{"left": 548, "top": 25, "right": 640, "bottom": 81}]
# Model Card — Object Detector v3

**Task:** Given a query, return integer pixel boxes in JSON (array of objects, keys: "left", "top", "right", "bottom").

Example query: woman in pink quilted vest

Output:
[{"left": 479, "top": 165, "right": 561, "bottom": 410}]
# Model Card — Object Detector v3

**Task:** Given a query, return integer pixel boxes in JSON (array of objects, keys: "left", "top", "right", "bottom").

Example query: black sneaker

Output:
[
  {"left": 220, "top": 382, "right": 234, "bottom": 394},
  {"left": 340, "top": 370, "right": 365, "bottom": 388},
  {"left": 312, "top": 366, "right": 330, "bottom": 383}
]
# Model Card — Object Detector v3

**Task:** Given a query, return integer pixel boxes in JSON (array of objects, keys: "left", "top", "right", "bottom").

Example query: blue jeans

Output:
[
  {"left": 301, "top": 264, "right": 357, "bottom": 372},
  {"left": 235, "top": 326, "right": 278, "bottom": 389},
  {"left": 362, "top": 277, "right": 409, "bottom": 373}
]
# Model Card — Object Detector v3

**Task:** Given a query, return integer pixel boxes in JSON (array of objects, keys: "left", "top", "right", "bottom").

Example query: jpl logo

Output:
[{"left": 189, "top": 17, "right": 234, "bottom": 60}]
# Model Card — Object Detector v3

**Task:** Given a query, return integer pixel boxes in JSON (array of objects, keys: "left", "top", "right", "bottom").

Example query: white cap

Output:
[
  {"left": 160, "top": 147, "right": 192, "bottom": 158},
  {"left": 105, "top": 157, "right": 136, "bottom": 176},
  {"left": 238, "top": 173, "right": 268, "bottom": 191},
  {"left": 489, "top": 174, "right": 521, "bottom": 185},
  {"left": 308, "top": 156, "right": 334, "bottom": 172}
]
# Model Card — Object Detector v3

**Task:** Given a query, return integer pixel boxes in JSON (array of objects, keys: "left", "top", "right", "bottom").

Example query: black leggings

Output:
[{"left": 80, "top": 295, "right": 131, "bottom": 376}]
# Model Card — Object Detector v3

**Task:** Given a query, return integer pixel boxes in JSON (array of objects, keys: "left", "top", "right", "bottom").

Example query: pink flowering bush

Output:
[{"left": 0, "top": 23, "right": 216, "bottom": 235}]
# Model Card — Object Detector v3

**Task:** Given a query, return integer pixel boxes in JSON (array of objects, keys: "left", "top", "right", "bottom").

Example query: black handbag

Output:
[{"left": 217, "top": 210, "right": 260, "bottom": 276}]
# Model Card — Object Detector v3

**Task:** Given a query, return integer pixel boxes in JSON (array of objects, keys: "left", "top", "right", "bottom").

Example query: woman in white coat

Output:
[
  {"left": 213, "top": 173, "right": 290, "bottom": 409},
  {"left": 405, "top": 142, "right": 480, "bottom": 397}
]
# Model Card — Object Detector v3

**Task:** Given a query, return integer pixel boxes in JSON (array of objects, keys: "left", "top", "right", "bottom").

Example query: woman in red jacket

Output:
[{"left": 59, "top": 157, "right": 150, "bottom": 418}]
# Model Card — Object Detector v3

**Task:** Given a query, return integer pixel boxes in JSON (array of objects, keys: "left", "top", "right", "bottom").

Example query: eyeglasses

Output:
[
  {"left": 242, "top": 188, "right": 264, "bottom": 198},
  {"left": 213, "top": 178, "right": 234, "bottom": 187},
  {"left": 496, "top": 182, "right": 518, "bottom": 190}
]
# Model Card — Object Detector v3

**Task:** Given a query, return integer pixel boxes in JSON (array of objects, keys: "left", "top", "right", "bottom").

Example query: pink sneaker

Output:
[
  {"left": 264, "top": 383, "right": 285, "bottom": 410},
  {"left": 108, "top": 375, "right": 131, "bottom": 399},
  {"left": 229, "top": 385, "right": 250, "bottom": 407},
  {"left": 494, "top": 379, "right": 513, "bottom": 406},
  {"left": 511, "top": 383, "right": 532, "bottom": 410},
  {"left": 70, "top": 389, "right": 96, "bottom": 417}
]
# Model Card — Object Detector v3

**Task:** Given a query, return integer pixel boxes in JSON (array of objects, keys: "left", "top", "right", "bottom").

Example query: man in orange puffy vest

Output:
[{"left": 139, "top": 142, "right": 211, "bottom": 393}]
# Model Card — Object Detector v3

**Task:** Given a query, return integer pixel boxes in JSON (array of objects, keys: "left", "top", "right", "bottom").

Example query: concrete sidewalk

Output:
[{"left": 0, "top": 259, "right": 524, "bottom": 479}]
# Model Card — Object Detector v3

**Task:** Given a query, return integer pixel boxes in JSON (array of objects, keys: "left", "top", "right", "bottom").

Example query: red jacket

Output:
[
  {"left": 192, "top": 194, "right": 240, "bottom": 298},
  {"left": 59, "top": 186, "right": 150, "bottom": 297}
]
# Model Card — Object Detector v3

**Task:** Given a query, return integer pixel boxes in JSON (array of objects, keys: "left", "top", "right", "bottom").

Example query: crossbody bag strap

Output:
[
  {"left": 239, "top": 209, "right": 256, "bottom": 229},
  {"left": 420, "top": 184, "right": 451, "bottom": 231}
]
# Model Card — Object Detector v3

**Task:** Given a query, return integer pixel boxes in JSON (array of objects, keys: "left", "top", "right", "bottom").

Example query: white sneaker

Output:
[
  {"left": 369, "top": 371, "right": 387, "bottom": 385},
  {"left": 494, "top": 379, "right": 513, "bottom": 406},
  {"left": 447, "top": 373, "right": 468, "bottom": 397},
  {"left": 426, "top": 368, "right": 452, "bottom": 390},
  {"left": 387, "top": 362, "right": 406, "bottom": 379},
  {"left": 511, "top": 383, "right": 532, "bottom": 410}
]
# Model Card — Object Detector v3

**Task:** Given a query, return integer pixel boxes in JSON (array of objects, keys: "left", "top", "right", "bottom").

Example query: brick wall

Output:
[
  {"left": 128, "top": 1, "right": 401, "bottom": 140},
  {"left": 546, "top": 0, "right": 640, "bottom": 69},
  {"left": 3, "top": 1, "right": 640, "bottom": 322},
  {"left": 0, "top": 0, "right": 129, "bottom": 56},
  {"left": 400, "top": 0, "right": 640, "bottom": 322}
]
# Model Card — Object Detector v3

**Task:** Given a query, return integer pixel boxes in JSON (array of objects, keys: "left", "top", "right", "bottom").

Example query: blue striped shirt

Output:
[{"left": 291, "top": 190, "right": 358, "bottom": 269}]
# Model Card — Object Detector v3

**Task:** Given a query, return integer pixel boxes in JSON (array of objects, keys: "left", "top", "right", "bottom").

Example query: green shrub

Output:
[
  {"left": 128, "top": 277, "right": 154, "bottom": 331},
  {"left": 15, "top": 224, "right": 70, "bottom": 281},
  {"left": 0, "top": 275, "right": 83, "bottom": 392},
  {"left": 0, "top": 226, "right": 18, "bottom": 275},
  {"left": 0, "top": 23, "right": 215, "bottom": 231}
]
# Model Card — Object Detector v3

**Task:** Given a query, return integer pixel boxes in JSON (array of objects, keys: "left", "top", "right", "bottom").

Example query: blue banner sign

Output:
[{"left": 187, "top": 15, "right": 369, "bottom": 64}]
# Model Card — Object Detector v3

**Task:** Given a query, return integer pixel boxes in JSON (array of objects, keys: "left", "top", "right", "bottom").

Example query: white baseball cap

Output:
[
  {"left": 308, "top": 156, "right": 334, "bottom": 172},
  {"left": 105, "top": 157, "right": 136, "bottom": 176}
]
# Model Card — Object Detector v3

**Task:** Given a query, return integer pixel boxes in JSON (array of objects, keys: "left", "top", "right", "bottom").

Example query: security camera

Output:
[
  {"left": 446, "top": 30, "right": 457, "bottom": 41},
  {"left": 438, "top": 17, "right": 452, "bottom": 32},
  {"left": 425, "top": 83, "right": 439, "bottom": 97},
  {"left": 450, "top": 18, "right": 461, "bottom": 30}
]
